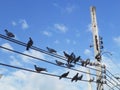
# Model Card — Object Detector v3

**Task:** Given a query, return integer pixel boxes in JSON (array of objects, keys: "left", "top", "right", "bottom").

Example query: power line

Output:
[
  {"left": 0, "top": 45, "right": 101, "bottom": 77},
  {"left": 0, "top": 62, "right": 102, "bottom": 84},
  {"left": 106, "top": 69, "right": 120, "bottom": 83},
  {"left": 0, "top": 34, "right": 103, "bottom": 73},
  {"left": 0, "top": 34, "right": 119, "bottom": 89},
  {"left": 105, "top": 78, "right": 120, "bottom": 90},
  {"left": 106, "top": 84, "right": 115, "bottom": 90}
]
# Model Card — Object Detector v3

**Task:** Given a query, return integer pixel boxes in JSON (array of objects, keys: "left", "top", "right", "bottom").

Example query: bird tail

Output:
[
  {"left": 59, "top": 76, "right": 62, "bottom": 79},
  {"left": 26, "top": 47, "right": 29, "bottom": 50}
]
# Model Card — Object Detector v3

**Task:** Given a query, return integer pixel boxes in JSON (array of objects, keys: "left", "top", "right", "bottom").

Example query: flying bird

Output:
[
  {"left": 71, "top": 73, "right": 79, "bottom": 82},
  {"left": 34, "top": 65, "right": 47, "bottom": 73},
  {"left": 59, "top": 71, "right": 69, "bottom": 79},
  {"left": 26, "top": 37, "right": 33, "bottom": 50},
  {"left": 46, "top": 47, "right": 57, "bottom": 53},
  {"left": 55, "top": 60, "right": 64, "bottom": 66},
  {"left": 4, "top": 29, "right": 15, "bottom": 38}
]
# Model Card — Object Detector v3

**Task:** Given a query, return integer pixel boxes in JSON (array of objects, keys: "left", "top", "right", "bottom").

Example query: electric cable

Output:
[
  {"left": 0, "top": 34, "right": 103, "bottom": 73},
  {"left": 106, "top": 69, "right": 120, "bottom": 83},
  {"left": 0, "top": 62, "right": 103, "bottom": 84},
  {"left": 0, "top": 45, "right": 101, "bottom": 77},
  {"left": 105, "top": 78, "right": 120, "bottom": 90}
]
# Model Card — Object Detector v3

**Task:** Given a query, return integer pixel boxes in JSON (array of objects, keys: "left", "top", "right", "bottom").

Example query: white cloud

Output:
[
  {"left": 43, "top": 31, "right": 52, "bottom": 36},
  {"left": 12, "top": 21, "right": 17, "bottom": 26},
  {"left": 1, "top": 43, "right": 13, "bottom": 52},
  {"left": 84, "top": 49, "right": 91, "bottom": 56},
  {"left": 54, "top": 40, "right": 60, "bottom": 44},
  {"left": 65, "top": 5, "right": 75, "bottom": 13},
  {"left": 20, "top": 50, "right": 45, "bottom": 64},
  {"left": 66, "top": 39, "right": 70, "bottom": 44},
  {"left": 86, "top": 24, "right": 92, "bottom": 33},
  {"left": 54, "top": 24, "right": 68, "bottom": 33},
  {"left": 114, "top": 36, "right": 120, "bottom": 46},
  {"left": 9, "top": 56, "right": 22, "bottom": 67},
  {"left": 0, "top": 69, "right": 87, "bottom": 90},
  {"left": 19, "top": 19, "right": 29, "bottom": 30},
  {"left": 53, "top": 3, "right": 75, "bottom": 14}
]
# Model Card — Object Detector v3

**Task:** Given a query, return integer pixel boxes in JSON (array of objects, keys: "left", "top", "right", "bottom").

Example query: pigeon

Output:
[
  {"left": 63, "top": 51, "right": 70, "bottom": 58},
  {"left": 26, "top": 37, "right": 33, "bottom": 50},
  {"left": 46, "top": 47, "right": 57, "bottom": 53},
  {"left": 69, "top": 52, "right": 76, "bottom": 63},
  {"left": 59, "top": 71, "right": 69, "bottom": 79},
  {"left": 71, "top": 73, "right": 79, "bottom": 82},
  {"left": 34, "top": 65, "right": 47, "bottom": 73},
  {"left": 74, "top": 56, "right": 81, "bottom": 64},
  {"left": 65, "top": 63, "right": 74, "bottom": 68},
  {"left": 84, "top": 58, "right": 90, "bottom": 67},
  {"left": 77, "top": 74, "right": 83, "bottom": 80},
  {"left": 89, "top": 77, "right": 94, "bottom": 82},
  {"left": 55, "top": 60, "right": 64, "bottom": 66},
  {"left": 4, "top": 29, "right": 15, "bottom": 38}
]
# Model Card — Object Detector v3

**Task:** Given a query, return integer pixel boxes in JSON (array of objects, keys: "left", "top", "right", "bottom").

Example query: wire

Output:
[
  {"left": 0, "top": 34, "right": 103, "bottom": 73},
  {"left": 0, "top": 45, "right": 101, "bottom": 77},
  {"left": 106, "top": 69, "right": 120, "bottom": 83},
  {"left": 106, "top": 84, "right": 115, "bottom": 90},
  {"left": 105, "top": 73, "right": 119, "bottom": 85},
  {"left": 105, "top": 78, "right": 120, "bottom": 90},
  {"left": 0, "top": 62, "right": 102, "bottom": 83}
]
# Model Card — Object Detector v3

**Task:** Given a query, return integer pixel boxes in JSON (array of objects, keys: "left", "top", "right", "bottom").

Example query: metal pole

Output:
[{"left": 90, "top": 6, "right": 103, "bottom": 90}]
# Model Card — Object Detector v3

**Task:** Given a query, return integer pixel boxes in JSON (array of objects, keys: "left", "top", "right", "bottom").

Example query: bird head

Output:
[{"left": 4, "top": 29, "right": 8, "bottom": 32}]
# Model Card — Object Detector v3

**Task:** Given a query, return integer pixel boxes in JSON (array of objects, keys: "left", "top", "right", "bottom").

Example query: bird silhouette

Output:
[
  {"left": 46, "top": 47, "right": 57, "bottom": 53},
  {"left": 69, "top": 52, "right": 76, "bottom": 63},
  {"left": 26, "top": 37, "right": 33, "bottom": 50},
  {"left": 4, "top": 29, "right": 15, "bottom": 38},
  {"left": 63, "top": 51, "right": 70, "bottom": 58},
  {"left": 59, "top": 71, "right": 69, "bottom": 79},
  {"left": 63, "top": 51, "right": 75, "bottom": 64},
  {"left": 89, "top": 77, "right": 94, "bottom": 82},
  {"left": 65, "top": 63, "right": 74, "bottom": 68},
  {"left": 55, "top": 60, "right": 64, "bottom": 66},
  {"left": 34, "top": 65, "right": 47, "bottom": 73},
  {"left": 71, "top": 73, "right": 79, "bottom": 82},
  {"left": 74, "top": 56, "right": 81, "bottom": 64},
  {"left": 77, "top": 74, "right": 83, "bottom": 80}
]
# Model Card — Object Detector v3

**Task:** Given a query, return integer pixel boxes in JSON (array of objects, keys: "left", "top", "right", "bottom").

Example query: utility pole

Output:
[
  {"left": 90, "top": 6, "right": 104, "bottom": 90},
  {"left": 87, "top": 68, "right": 93, "bottom": 90}
]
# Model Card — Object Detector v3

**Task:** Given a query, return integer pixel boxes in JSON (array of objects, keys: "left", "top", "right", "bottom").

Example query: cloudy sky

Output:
[{"left": 0, "top": 0, "right": 120, "bottom": 90}]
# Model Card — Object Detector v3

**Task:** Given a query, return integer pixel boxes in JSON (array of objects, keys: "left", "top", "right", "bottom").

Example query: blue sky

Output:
[{"left": 0, "top": 0, "right": 120, "bottom": 90}]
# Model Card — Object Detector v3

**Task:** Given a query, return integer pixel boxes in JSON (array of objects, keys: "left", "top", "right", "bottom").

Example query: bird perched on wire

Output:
[
  {"left": 46, "top": 47, "right": 57, "bottom": 53},
  {"left": 63, "top": 51, "right": 75, "bottom": 64},
  {"left": 55, "top": 60, "right": 64, "bottom": 66},
  {"left": 59, "top": 71, "right": 69, "bottom": 79},
  {"left": 26, "top": 37, "right": 33, "bottom": 50},
  {"left": 74, "top": 56, "right": 81, "bottom": 64},
  {"left": 89, "top": 77, "right": 94, "bottom": 82},
  {"left": 71, "top": 73, "right": 79, "bottom": 82},
  {"left": 34, "top": 65, "right": 47, "bottom": 73},
  {"left": 4, "top": 29, "right": 15, "bottom": 38},
  {"left": 65, "top": 63, "right": 74, "bottom": 68},
  {"left": 77, "top": 74, "right": 83, "bottom": 80},
  {"left": 63, "top": 51, "right": 70, "bottom": 58}
]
